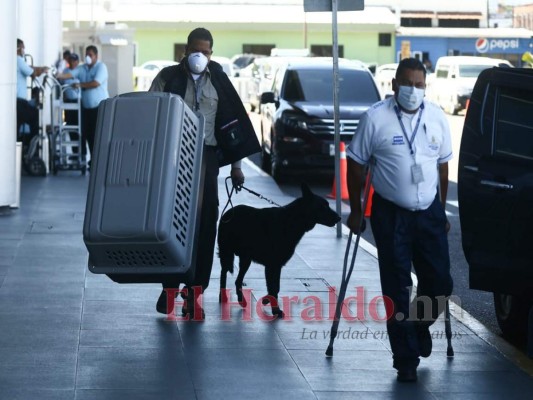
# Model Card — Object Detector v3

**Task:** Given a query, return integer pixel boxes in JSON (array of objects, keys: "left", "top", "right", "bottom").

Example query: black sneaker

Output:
[
  {"left": 397, "top": 368, "right": 418, "bottom": 383},
  {"left": 156, "top": 289, "right": 175, "bottom": 315},
  {"left": 417, "top": 326, "right": 432, "bottom": 358}
]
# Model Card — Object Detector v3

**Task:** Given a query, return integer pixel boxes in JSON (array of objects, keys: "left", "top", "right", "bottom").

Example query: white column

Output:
[
  {"left": 18, "top": 0, "right": 62, "bottom": 67},
  {"left": 18, "top": 0, "right": 63, "bottom": 174},
  {"left": 44, "top": 0, "right": 63, "bottom": 69},
  {"left": 0, "top": 1, "right": 18, "bottom": 208},
  {"left": 18, "top": 0, "right": 46, "bottom": 65}
]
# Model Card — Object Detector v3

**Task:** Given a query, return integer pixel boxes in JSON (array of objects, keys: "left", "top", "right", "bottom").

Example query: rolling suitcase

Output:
[{"left": 83, "top": 92, "right": 205, "bottom": 284}]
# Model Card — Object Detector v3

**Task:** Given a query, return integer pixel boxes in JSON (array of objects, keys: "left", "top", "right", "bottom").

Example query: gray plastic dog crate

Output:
[{"left": 83, "top": 92, "right": 205, "bottom": 282}]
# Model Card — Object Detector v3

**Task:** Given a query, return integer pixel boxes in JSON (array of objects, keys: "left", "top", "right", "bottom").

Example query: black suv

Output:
[
  {"left": 259, "top": 59, "right": 381, "bottom": 179},
  {"left": 458, "top": 66, "right": 533, "bottom": 343}
]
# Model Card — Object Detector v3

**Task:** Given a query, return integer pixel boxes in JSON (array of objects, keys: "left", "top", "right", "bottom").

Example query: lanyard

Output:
[
  {"left": 394, "top": 102, "right": 424, "bottom": 155},
  {"left": 192, "top": 74, "right": 205, "bottom": 111}
]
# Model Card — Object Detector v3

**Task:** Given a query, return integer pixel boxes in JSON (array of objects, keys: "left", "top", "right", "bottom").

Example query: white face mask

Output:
[
  {"left": 85, "top": 55, "right": 92, "bottom": 65},
  {"left": 397, "top": 85, "right": 425, "bottom": 111},
  {"left": 187, "top": 52, "right": 208, "bottom": 74}
]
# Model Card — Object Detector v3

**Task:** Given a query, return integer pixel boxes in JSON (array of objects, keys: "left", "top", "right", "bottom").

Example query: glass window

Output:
[
  {"left": 495, "top": 86, "right": 533, "bottom": 161},
  {"left": 378, "top": 33, "right": 391, "bottom": 47},
  {"left": 282, "top": 69, "right": 380, "bottom": 103},
  {"left": 458, "top": 65, "right": 493, "bottom": 78},
  {"left": 436, "top": 66, "right": 449, "bottom": 79}
]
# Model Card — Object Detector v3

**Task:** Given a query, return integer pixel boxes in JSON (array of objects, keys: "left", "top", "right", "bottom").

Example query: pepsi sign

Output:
[{"left": 476, "top": 38, "right": 520, "bottom": 53}]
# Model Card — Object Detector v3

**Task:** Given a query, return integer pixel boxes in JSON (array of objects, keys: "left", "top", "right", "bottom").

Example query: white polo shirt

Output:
[{"left": 347, "top": 97, "right": 452, "bottom": 211}]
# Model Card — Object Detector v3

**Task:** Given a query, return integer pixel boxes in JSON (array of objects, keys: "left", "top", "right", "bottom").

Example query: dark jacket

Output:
[{"left": 156, "top": 60, "right": 260, "bottom": 167}]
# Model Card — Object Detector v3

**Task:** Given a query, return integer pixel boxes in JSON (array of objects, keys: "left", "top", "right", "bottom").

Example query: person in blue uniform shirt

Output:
[
  {"left": 16, "top": 38, "right": 49, "bottom": 147},
  {"left": 57, "top": 45, "right": 108, "bottom": 162}
]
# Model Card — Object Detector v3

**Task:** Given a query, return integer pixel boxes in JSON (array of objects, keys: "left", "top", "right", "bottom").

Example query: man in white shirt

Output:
[{"left": 346, "top": 58, "right": 453, "bottom": 383}]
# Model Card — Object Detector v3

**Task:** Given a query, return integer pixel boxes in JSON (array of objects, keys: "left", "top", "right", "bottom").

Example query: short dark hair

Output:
[
  {"left": 187, "top": 27, "right": 213, "bottom": 49},
  {"left": 17, "top": 38, "right": 23, "bottom": 48},
  {"left": 86, "top": 45, "right": 98, "bottom": 55},
  {"left": 69, "top": 53, "right": 79, "bottom": 62},
  {"left": 63, "top": 50, "right": 71, "bottom": 58},
  {"left": 396, "top": 58, "right": 426, "bottom": 79}
]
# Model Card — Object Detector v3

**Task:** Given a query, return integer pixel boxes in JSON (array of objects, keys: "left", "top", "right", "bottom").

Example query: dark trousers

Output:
[
  {"left": 162, "top": 146, "right": 220, "bottom": 292},
  {"left": 192, "top": 146, "right": 220, "bottom": 290},
  {"left": 16, "top": 98, "right": 39, "bottom": 146},
  {"left": 81, "top": 106, "right": 99, "bottom": 157},
  {"left": 370, "top": 192, "right": 453, "bottom": 370}
]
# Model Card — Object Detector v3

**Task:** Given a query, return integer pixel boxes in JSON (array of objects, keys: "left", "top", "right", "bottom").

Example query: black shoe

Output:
[
  {"left": 181, "top": 290, "right": 205, "bottom": 320},
  {"left": 417, "top": 325, "right": 432, "bottom": 358},
  {"left": 397, "top": 368, "right": 418, "bottom": 383},
  {"left": 156, "top": 289, "right": 175, "bottom": 315}
]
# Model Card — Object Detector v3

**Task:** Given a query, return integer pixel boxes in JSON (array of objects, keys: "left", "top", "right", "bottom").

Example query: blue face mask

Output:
[{"left": 397, "top": 85, "right": 425, "bottom": 111}]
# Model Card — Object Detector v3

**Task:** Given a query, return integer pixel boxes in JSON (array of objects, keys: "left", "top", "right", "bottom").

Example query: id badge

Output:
[{"left": 411, "top": 164, "right": 424, "bottom": 184}]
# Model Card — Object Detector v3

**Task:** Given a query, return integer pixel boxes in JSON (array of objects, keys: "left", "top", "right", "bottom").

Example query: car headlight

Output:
[{"left": 280, "top": 114, "right": 308, "bottom": 130}]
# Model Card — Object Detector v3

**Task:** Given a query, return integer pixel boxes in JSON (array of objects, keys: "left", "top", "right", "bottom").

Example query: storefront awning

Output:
[
  {"left": 401, "top": 12, "right": 434, "bottom": 19},
  {"left": 437, "top": 12, "right": 482, "bottom": 20}
]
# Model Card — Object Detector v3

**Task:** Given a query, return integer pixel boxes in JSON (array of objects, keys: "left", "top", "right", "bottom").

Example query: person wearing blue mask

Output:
[
  {"left": 149, "top": 27, "right": 260, "bottom": 319},
  {"left": 346, "top": 58, "right": 453, "bottom": 383}
]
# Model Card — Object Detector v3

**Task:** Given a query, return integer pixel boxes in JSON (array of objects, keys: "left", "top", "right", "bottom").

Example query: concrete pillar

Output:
[
  {"left": 1, "top": 0, "right": 63, "bottom": 203},
  {"left": 17, "top": 0, "right": 63, "bottom": 175},
  {"left": 44, "top": 0, "right": 63, "bottom": 69},
  {"left": 0, "top": 1, "right": 18, "bottom": 209},
  {"left": 18, "top": 0, "right": 62, "bottom": 67}
]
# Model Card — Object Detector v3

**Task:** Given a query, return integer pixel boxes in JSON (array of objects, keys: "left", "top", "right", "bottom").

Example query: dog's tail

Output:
[{"left": 218, "top": 246, "right": 235, "bottom": 275}]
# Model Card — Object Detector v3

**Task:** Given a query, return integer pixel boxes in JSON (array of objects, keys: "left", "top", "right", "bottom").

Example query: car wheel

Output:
[
  {"left": 493, "top": 292, "right": 531, "bottom": 340},
  {"left": 26, "top": 157, "right": 47, "bottom": 177}
]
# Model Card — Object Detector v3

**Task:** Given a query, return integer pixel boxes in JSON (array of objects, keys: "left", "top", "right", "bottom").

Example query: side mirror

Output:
[{"left": 260, "top": 92, "right": 276, "bottom": 104}]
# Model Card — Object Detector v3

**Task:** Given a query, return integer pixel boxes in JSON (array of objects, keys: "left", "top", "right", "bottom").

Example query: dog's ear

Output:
[{"left": 301, "top": 183, "right": 313, "bottom": 198}]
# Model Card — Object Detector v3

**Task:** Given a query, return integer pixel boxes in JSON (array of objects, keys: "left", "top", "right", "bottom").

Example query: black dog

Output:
[{"left": 217, "top": 183, "right": 340, "bottom": 318}]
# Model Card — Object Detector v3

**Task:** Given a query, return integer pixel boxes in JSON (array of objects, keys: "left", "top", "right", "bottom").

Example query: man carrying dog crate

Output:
[
  {"left": 149, "top": 27, "right": 260, "bottom": 319},
  {"left": 346, "top": 58, "right": 453, "bottom": 383}
]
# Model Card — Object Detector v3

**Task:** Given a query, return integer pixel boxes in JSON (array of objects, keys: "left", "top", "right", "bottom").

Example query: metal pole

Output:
[
  {"left": 304, "top": 12, "right": 308, "bottom": 49},
  {"left": 332, "top": 0, "right": 341, "bottom": 238}
]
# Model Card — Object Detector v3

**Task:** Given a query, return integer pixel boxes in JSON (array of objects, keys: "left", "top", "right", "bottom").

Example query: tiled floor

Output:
[{"left": 0, "top": 164, "right": 532, "bottom": 399}]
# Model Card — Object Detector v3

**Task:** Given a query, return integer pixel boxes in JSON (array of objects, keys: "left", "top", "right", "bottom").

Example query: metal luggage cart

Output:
[{"left": 46, "top": 75, "right": 86, "bottom": 175}]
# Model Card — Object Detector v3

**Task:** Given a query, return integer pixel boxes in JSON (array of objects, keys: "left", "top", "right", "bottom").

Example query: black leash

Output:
[{"left": 220, "top": 176, "right": 282, "bottom": 218}]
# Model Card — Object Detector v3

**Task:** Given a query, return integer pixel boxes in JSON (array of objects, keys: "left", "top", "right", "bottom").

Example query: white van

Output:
[{"left": 428, "top": 56, "right": 512, "bottom": 115}]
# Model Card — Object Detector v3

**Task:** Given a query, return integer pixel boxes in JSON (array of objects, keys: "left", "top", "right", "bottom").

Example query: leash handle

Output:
[{"left": 220, "top": 177, "right": 236, "bottom": 217}]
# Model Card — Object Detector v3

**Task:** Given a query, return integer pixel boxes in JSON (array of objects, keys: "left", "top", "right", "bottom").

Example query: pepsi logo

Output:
[{"left": 476, "top": 38, "right": 489, "bottom": 53}]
